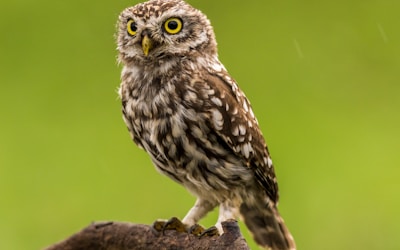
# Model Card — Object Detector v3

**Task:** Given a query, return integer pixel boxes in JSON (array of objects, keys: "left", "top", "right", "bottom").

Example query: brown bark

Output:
[{"left": 44, "top": 220, "right": 249, "bottom": 250}]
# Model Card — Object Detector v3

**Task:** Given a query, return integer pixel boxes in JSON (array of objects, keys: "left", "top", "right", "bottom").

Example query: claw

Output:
[
  {"left": 199, "top": 226, "right": 220, "bottom": 238},
  {"left": 152, "top": 217, "right": 187, "bottom": 235},
  {"left": 188, "top": 224, "right": 205, "bottom": 236},
  {"left": 152, "top": 220, "right": 167, "bottom": 232},
  {"left": 163, "top": 217, "right": 187, "bottom": 233},
  {"left": 152, "top": 217, "right": 219, "bottom": 238}
]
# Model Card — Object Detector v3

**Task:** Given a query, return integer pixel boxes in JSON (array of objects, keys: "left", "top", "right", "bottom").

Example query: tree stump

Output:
[{"left": 44, "top": 219, "right": 249, "bottom": 250}]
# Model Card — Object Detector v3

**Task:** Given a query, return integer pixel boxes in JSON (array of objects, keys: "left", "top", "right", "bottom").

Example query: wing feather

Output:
[{"left": 198, "top": 70, "right": 279, "bottom": 203}]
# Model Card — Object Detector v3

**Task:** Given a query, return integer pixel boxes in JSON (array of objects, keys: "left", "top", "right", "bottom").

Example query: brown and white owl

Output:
[{"left": 117, "top": 0, "right": 296, "bottom": 249}]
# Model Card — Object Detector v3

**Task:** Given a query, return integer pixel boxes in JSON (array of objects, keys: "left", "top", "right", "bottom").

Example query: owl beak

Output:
[{"left": 141, "top": 35, "right": 153, "bottom": 57}]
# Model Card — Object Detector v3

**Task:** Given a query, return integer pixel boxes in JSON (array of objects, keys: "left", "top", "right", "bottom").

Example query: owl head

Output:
[{"left": 117, "top": 0, "right": 217, "bottom": 65}]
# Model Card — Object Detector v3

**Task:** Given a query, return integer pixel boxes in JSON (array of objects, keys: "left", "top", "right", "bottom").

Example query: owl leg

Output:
[
  {"left": 182, "top": 198, "right": 218, "bottom": 237},
  {"left": 182, "top": 198, "right": 217, "bottom": 226},
  {"left": 215, "top": 200, "right": 239, "bottom": 234},
  {"left": 196, "top": 200, "right": 239, "bottom": 237},
  {"left": 183, "top": 198, "right": 219, "bottom": 237}
]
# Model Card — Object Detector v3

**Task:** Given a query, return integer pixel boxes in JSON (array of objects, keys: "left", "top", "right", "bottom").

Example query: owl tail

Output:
[{"left": 240, "top": 199, "right": 296, "bottom": 250}]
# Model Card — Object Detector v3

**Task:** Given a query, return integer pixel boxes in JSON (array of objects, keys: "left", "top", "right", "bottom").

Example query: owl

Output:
[{"left": 116, "top": 0, "right": 296, "bottom": 249}]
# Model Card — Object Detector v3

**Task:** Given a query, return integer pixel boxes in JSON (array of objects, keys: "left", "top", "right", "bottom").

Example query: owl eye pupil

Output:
[
  {"left": 130, "top": 22, "right": 137, "bottom": 32},
  {"left": 167, "top": 21, "right": 178, "bottom": 30}
]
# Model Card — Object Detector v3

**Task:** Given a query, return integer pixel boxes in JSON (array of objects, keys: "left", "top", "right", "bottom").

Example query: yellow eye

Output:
[
  {"left": 127, "top": 19, "right": 137, "bottom": 36},
  {"left": 164, "top": 18, "right": 183, "bottom": 34}
]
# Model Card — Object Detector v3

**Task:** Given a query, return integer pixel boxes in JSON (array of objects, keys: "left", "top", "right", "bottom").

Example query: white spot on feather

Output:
[
  {"left": 267, "top": 157, "right": 273, "bottom": 168},
  {"left": 212, "top": 62, "right": 223, "bottom": 72},
  {"left": 242, "top": 143, "right": 253, "bottom": 158},
  {"left": 243, "top": 101, "right": 249, "bottom": 112},
  {"left": 185, "top": 90, "right": 198, "bottom": 102},
  {"left": 232, "top": 126, "right": 239, "bottom": 136},
  {"left": 212, "top": 109, "right": 224, "bottom": 130},
  {"left": 231, "top": 107, "right": 238, "bottom": 115},
  {"left": 238, "top": 124, "right": 246, "bottom": 135},
  {"left": 211, "top": 96, "right": 223, "bottom": 107},
  {"left": 249, "top": 108, "right": 255, "bottom": 118}
]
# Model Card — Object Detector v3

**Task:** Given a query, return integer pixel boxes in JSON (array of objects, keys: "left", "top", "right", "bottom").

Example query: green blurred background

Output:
[{"left": 1, "top": 0, "right": 399, "bottom": 249}]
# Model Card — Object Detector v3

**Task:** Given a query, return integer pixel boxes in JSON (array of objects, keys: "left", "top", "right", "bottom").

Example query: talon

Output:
[
  {"left": 199, "top": 226, "right": 220, "bottom": 238},
  {"left": 152, "top": 220, "right": 167, "bottom": 232},
  {"left": 188, "top": 224, "right": 204, "bottom": 236},
  {"left": 161, "top": 217, "right": 187, "bottom": 234}
]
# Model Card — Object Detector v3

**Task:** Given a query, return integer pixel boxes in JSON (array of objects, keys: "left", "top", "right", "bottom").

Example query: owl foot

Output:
[
  {"left": 188, "top": 223, "right": 205, "bottom": 236},
  {"left": 199, "top": 226, "right": 219, "bottom": 238},
  {"left": 152, "top": 217, "right": 218, "bottom": 238},
  {"left": 152, "top": 217, "right": 187, "bottom": 235}
]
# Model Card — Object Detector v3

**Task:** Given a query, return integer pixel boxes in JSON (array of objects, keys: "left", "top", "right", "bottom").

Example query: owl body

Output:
[
  {"left": 121, "top": 56, "right": 257, "bottom": 201},
  {"left": 117, "top": 1, "right": 295, "bottom": 249}
]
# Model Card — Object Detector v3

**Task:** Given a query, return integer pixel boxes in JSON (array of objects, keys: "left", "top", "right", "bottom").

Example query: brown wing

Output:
[{"left": 200, "top": 70, "right": 279, "bottom": 203}]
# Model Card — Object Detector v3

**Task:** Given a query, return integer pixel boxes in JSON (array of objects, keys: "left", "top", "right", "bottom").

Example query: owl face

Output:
[{"left": 117, "top": 0, "right": 217, "bottom": 64}]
